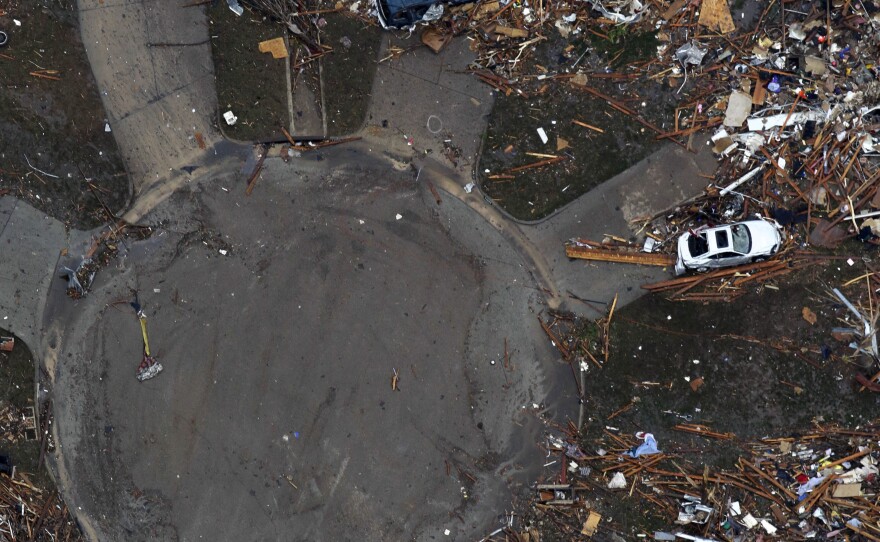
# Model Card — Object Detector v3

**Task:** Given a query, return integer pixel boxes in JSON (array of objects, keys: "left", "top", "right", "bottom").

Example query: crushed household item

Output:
[
  {"left": 607, "top": 471, "right": 626, "bottom": 488},
  {"left": 674, "top": 42, "right": 707, "bottom": 66},
  {"left": 227, "top": 0, "right": 244, "bottom": 15},
  {"left": 626, "top": 432, "right": 660, "bottom": 458},
  {"left": 375, "top": 0, "right": 449, "bottom": 29},
  {"left": 587, "top": 0, "right": 647, "bottom": 24},
  {"left": 676, "top": 496, "right": 714, "bottom": 525},
  {"left": 131, "top": 296, "right": 163, "bottom": 382},
  {"left": 223, "top": 111, "right": 238, "bottom": 126}
]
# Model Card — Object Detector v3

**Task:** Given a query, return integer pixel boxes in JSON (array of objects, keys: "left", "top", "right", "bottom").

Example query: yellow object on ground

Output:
[
  {"left": 258, "top": 37, "right": 288, "bottom": 59},
  {"left": 139, "top": 316, "right": 151, "bottom": 356}
]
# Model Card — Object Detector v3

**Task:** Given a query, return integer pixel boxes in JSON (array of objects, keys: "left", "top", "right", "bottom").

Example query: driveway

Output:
[{"left": 78, "top": 0, "right": 219, "bottom": 192}]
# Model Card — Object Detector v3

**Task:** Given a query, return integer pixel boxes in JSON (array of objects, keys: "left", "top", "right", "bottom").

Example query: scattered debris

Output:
[
  {"left": 0, "top": 405, "right": 37, "bottom": 442},
  {"left": 62, "top": 223, "right": 152, "bottom": 299},
  {"left": 245, "top": 144, "right": 269, "bottom": 196},
  {"left": 0, "top": 470, "right": 84, "bottom": 541},
  {"left": 421, "top": 27, "right": 450, "bottom": 53},
  {"left": 532, "top": 421, "right": 880, "bottom": 541}
]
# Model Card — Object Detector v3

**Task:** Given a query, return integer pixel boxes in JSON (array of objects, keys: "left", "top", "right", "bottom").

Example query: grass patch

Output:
[
  {"left": 479, "top": 33, "right": 671, "bottom": 220},
  {"left": 586, "top": 260, "right": 876, "bottom": 468},
  {"left": 0, "top": 0, "right": 128, "bottom": 229},
  {"left": 320, "top": 13, "right": 382, "bottom": 136},
  {"left": 209, "top": 3, "right": 290, "bottom": 142},
  {"left": 554, "top": 258, "right": 879, "bottom": 535},
  {"left": 589, "top": 29, "right": 658, "bottom": 69}
]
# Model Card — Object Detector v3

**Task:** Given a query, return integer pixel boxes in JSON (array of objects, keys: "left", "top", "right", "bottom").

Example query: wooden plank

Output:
[
  {"left": 565, "top": 244, "right": 675, "bottom": 266},
  {"left": 698, "top": 0, "right": 736, "bottom": 34}
]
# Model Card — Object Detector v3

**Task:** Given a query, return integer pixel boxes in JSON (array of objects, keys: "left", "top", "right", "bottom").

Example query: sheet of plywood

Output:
[
  {"left": 258, "top": 37, "right": 288, "bottom": 59},
  {"left": 698, "top": 0, "right": 736, "bottom": 34},
  {"left": 581, "top": 511, "right": 601, "bottom": 537}
]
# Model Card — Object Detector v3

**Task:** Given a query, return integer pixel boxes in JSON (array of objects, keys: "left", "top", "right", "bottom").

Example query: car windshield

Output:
[
  {"left": 731, "top": 224, "right": 751, "bottom": 253},
  {"left": 688, "top": 233, "right": 709, "bottom": 256}
]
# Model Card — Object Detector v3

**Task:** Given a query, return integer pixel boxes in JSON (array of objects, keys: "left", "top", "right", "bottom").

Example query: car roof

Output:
[
  {"left": 705, "top": 226, "right": 732, "bottom": 254},
  {"left": 382, "top": 0, "right": 433, "bottom": 15}
]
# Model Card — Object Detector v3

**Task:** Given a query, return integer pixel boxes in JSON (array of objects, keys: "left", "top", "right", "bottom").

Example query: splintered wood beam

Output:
[{"left": 565, "top": 244, "right": 675, "bottom": 266}]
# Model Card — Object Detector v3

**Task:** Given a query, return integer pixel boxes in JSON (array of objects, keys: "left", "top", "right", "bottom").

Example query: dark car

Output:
[{"left": 375, "top": 0, "right": 465, "bottom": 29}]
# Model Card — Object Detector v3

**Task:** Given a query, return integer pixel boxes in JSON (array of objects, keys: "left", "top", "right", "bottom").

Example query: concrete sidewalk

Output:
[
  {"left": 0, "top": 199, "right": 69, "bottom": 354},
  {"left": 524, "top": 140, "right": 718, "bottom": 314},
  {"left": 78, "top": 0, "right": 218, "bottom": 191},
  {"left": 364, "top": 34, "right": 495, "bottom": 176}
]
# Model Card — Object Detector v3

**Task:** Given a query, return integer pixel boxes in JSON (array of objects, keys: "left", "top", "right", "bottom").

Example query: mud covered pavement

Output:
[{"left": 48, "top": 143, "right": 555, "bottom": 541}]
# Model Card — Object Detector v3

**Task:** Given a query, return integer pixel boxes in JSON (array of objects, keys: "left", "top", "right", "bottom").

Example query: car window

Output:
[
  {"left": 709, "top": 252, "right": 738, "bottom": 260},
  {"left": 731, "top": 224, "right": 751, "bottom": 253},
  {"left": 715, "top": 230, "right": 729, "bottom": 249},
  {"left": 688, "top": 233, "right": 709, "bottom": 256}
]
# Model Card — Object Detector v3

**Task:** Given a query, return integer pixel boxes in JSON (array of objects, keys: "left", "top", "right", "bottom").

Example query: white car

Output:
[{"left": 675, "top": 219, "right": 783, "bottom": 276}]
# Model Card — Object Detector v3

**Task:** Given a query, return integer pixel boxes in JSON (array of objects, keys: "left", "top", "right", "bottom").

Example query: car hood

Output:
[{"left": 746, "top": 220, "right": 782, "bottom": 254}]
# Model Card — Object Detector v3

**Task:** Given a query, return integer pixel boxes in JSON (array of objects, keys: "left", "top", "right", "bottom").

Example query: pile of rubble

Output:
[
  {"left": 0, "top": 472, "right": 84, "bottom": 542},
  {"left": 539, "top": 0, "right": 880, "bottom": 300},
  {"left": 531, "top": 422, "right": 880, "bottom": 541},
  {"left": 0, "top": 404, "right": 37, "bottom": 443},
  {"left": 337, "top": 0, "right": 880, "bottom": 298}
]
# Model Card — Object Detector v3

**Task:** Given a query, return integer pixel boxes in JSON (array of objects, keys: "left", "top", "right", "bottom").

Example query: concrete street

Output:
[{"left": 48, "top": 147, "right": 551, "bottom": 541}]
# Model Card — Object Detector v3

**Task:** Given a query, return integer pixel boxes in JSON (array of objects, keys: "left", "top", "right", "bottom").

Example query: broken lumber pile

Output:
[
  {"left": 533, "top": 422, "right": 880, "bottom": 541},
  {"left": 0, "top": 472, "right": 84, "bottom": 541}
]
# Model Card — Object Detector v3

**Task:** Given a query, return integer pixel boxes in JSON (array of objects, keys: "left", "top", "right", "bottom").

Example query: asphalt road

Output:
[
  {"left": 48, "top": 144, "right": 554, "bottom": 541},
  {"left": 6, "top": 119, "right": 717, "bottom": 542}
]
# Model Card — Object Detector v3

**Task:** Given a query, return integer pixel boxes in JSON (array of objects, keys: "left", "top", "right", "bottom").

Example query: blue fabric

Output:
[{"left": 627, "top": 433, "right": 660, "bottom": 458}]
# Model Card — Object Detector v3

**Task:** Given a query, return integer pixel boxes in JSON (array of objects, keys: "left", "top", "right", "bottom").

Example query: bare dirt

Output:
[{"left": 0, "top": 0, "right": 129, "bottom": 229}]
